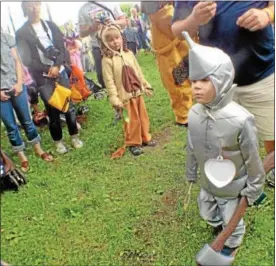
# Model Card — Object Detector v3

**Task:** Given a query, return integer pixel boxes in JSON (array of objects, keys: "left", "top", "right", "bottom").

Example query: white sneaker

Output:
[
  {"left": 71, "top": 137, "right": 83, "bottom": 149},
  {"left": 55, "top": 141, "right": 68, "bottom": 154},
  {"left": 76, "top": 122, "right": 82, "bottom": 130}
]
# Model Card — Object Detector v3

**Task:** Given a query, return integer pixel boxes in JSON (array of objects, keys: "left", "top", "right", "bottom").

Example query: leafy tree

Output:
[{"left": 120, "top": 3, "right": 134, "bottom": 18}]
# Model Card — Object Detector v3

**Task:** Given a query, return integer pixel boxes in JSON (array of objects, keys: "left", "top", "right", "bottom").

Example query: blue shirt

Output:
[
  {"left": 123, "top": 28, "right": 138, "bottom": 43},
  {"left": 173, "top": 1, "right": 274, "bottom": 86}
]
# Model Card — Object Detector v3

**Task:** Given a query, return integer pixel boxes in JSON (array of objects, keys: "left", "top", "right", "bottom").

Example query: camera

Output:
[
  {"left": 4, "top": 89, "right": 15, "bottom": 97},
  {"left": 44, "top": 45, "right": 60, "bottom": 62},
  {"left": 97, "top": 12, "right": 108, "bottom": 24}
]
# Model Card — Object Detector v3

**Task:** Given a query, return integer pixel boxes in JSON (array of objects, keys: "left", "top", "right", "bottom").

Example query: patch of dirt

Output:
[
  {"left": 151, "top": 189, "right": 183, "bottom": 224},
  {"left": 144, "top": 127, "right": 173, "bottom": 150},
  {"left": 160, "top": 189, "right": 179, "bottom": 208}
]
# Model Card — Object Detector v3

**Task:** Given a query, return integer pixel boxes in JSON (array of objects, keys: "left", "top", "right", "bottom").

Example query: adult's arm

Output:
[
  {"left": 171, "top": 1, "right": 217, "bottom": 39},
  {"left": 112, "top": 4, "right": 127, "bottom": 28},
  {"left": 4, "top": 34, "right": 23, "bottom": 90},
  {"left": 10, "top": 47, "right": 23, "bottom": 93},
  {"left": 236, "top": 1, "right": 274, "bottom": 31}
]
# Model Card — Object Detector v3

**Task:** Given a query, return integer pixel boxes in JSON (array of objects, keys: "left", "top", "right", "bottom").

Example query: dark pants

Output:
[
  {"left": 42, "top": 70, "right": 78, "bottom": 141},
  {"left": 92, "top": 46, "right": 105, "bottom": 88},
  {"left": 45, "top": 102, "right": 78, "bottom": 141},
  {"left": 127, "top": 42, "right": 137, "bottom": 55},
  {"left": 26, "top": 82, "right": 39, "bottom": 105}
]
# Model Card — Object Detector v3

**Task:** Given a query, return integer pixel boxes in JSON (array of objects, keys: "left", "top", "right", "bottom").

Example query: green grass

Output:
[{"left": 1, "top": 53, "right": 274, "bottom": 266}]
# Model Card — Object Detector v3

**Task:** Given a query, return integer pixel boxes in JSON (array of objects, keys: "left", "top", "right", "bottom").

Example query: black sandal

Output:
[{"left": 129, "top": 146, "right": 144, "bottom": 156}]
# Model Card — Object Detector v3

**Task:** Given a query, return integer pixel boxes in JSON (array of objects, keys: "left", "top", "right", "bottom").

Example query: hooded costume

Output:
[
  {"left": 99, "top": 25, "right": 153, "bottom": 157},
  {"left": 141, "top": 2, "right": 193, "bottom": 125},
  {"left": 184, "top": 32, "right": 265, "bottom": 251}
]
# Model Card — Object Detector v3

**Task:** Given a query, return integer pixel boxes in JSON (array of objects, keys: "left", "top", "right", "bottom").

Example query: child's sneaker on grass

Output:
[
  {"left": 129, "top": 146, "right": 144, "bottom": 156},
  {"left": 71, "top": 136, "right": 83, "bottom": 149},
  {"left": 55, "top": 141, "right": 68, "bottom": 154}
]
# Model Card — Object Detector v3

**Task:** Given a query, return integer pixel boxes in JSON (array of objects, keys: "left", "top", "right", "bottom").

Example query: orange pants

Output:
[{"left": 124, "top": 96, "right": 151, "bottom": 146}]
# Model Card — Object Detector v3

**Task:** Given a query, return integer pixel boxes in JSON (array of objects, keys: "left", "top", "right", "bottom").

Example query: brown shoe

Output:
[{"left": 21, "top": 161, "right": 29, "bottom": 173}]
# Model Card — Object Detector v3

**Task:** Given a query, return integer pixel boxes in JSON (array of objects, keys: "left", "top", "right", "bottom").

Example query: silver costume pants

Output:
[{"left": 197, "top": 188, "right": 246, "bottom": 248}]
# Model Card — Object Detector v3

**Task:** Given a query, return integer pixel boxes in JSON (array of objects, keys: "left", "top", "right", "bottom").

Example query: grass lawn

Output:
[{"left": 1, "top": 53, "right": 274, "bottom": 266}]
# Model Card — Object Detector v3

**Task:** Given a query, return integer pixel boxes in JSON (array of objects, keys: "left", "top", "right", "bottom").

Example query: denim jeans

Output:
[
  {"left": 43, "top": 69, "right": 78, "bottom": 141},
  {"left": 0, "top": 85, "right": 41, "bottom": 152},
  {"left": 137, "top": 31, "right": 149, "bottom": 50}
]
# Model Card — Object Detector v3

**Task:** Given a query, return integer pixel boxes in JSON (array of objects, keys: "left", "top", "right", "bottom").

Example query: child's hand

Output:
[
  {"left": 114, "top": 102, "right": 124, "bottom": 109},
  {"left": 144, "top": 88, "right": 154, "bottom": 97}
]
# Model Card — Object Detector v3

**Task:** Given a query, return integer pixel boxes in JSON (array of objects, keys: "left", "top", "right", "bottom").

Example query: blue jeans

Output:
[
  {"left": 0, "top": 85, "right": 40, "bottom": 152},
  {"left": 137, "top": 31, "right": 149, "bottom": 50}
]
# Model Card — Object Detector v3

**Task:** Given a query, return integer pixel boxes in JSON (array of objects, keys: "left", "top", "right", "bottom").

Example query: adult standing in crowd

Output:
[
  {"left": 141, "top": 1, "right": 192, "bottom": 126},
  {"left": 16, "top": 1, "right": 83, "bottom": 154},
  {"left": 78, "top": 1, "right": 127, "bottom": 89},
  {"left": 172, "top": 1, "right": 275, "bottom": 184},
  {"left": 1, "top": 32, "right": 53, "bottom": 172},
  {"left": 130, "top": 7, "right": 150, "bottom": 52}
]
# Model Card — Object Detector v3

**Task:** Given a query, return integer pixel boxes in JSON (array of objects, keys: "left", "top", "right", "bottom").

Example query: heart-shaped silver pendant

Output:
[{"left": 204, "top": 156, "right": 236, "bottom": 188}]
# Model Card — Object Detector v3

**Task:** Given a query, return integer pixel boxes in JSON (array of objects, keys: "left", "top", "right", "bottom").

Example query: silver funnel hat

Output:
[
  {"left": 182, "top": 31, "right": 224, "bottom": 81},
  {"left": 182, "top": 31, "right": 235, "bottom": 109}
]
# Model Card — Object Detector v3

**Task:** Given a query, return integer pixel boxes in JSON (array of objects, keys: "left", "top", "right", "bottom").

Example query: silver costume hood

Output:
[{"left": 182, "top": 31, "right": 236, "bottom": 110}]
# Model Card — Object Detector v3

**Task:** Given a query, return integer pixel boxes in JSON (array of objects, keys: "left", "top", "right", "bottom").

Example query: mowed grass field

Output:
[{"left": 1, "top": 54, "right": 274, "bottom": 266}]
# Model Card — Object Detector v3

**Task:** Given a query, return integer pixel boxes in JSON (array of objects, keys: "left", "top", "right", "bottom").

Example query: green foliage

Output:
[
  {"left": 120, "top": 3, "right": 134, "bottom": 18},
  {"left": 0, "top": 53, "right": 274, "bottom": 266}
]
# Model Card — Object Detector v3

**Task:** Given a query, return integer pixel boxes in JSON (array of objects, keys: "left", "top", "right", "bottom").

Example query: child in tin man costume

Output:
[{"left": 183, "top": 32, "right": 265, "bottom": 265}]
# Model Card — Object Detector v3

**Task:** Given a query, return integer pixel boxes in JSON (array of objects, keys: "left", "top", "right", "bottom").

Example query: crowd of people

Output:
[{"left": 0, "top": 1, "right": 275, "bottom": 265}]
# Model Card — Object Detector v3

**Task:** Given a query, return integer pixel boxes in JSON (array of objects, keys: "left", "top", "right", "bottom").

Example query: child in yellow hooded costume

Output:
[
  {"left": 99, "top": 24, "right": 156, "bottom": 157},
  {"left": 141, "top": 2, "right": 192, "bottom": 126}
]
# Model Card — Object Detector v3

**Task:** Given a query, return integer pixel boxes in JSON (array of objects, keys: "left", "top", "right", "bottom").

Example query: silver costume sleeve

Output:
[
  {"left": 185, "top": 130, "right": 198, "bottom": 182},
  {"left": 239, "top": 115, "right": 265, "bottom": 206}
]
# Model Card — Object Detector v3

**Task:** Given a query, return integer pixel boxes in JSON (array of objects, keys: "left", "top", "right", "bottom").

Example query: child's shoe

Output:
[
  {"left": 71, "top": 136, "right": 83, "bottom": 149},
  {"left": 129, "top": 146, "right": 144, "bottom": 156},
  {"left": 55, "top": 141, "right": 68, "bottom": 154},
  {"left": 142, "top": 139, "right": 156, "bottom": 147}
]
